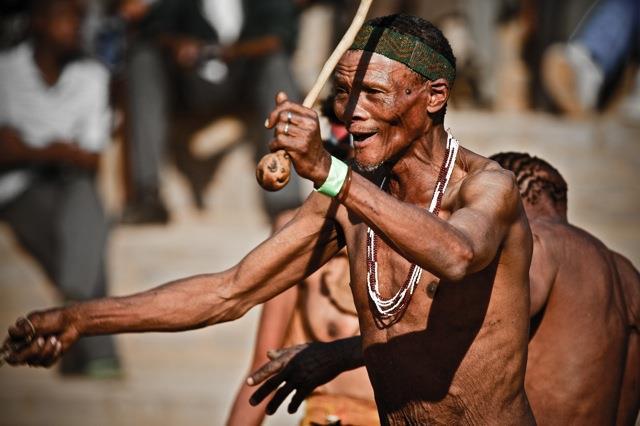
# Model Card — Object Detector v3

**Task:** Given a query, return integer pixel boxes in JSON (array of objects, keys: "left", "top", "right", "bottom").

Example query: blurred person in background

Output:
[
  {"left": 227, "top": 242, "right": 377, "bottom": 426},
  {"left": 542, "top": 0, "right": 640, "bottom": 119},
  {"left": 120, "top": 0, "right": 304, "bottom": 224},
  {"left": 0, "top": 0, "right": 120, "bottom": 377}
]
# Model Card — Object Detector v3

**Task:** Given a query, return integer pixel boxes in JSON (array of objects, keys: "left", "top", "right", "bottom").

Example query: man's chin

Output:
[{"left": 354, "top": 159, "right": 384, "bottom": 173}]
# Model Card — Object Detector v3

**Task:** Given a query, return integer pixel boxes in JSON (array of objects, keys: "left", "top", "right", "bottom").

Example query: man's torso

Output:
[
  {"left": 526, "top": 219, "right": 629, "bottom": 424},
  {"left": 326, "top": 148, "right": 534, "bottom": 424}
]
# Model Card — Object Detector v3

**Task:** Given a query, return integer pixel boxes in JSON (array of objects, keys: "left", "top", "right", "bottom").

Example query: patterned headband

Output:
[{"left": 349, "top": 23, "right": 456, "bottom": 83}]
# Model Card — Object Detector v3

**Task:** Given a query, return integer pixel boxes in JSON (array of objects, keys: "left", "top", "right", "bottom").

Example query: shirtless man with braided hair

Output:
[
  {"left": 247, "top": 152, "right": 639, "bottom": 425},
  {"left": 3, "top": 15, "right": 535, "bottom": 424},
  {"left": 491, "top": 152, "right": 639, "bottom": 425}
]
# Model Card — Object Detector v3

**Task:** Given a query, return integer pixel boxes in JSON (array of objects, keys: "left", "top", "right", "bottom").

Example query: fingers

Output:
[
  {"left": 40, "top": 336, "right": 63, "bottom": 367},
  {"left": 275, "top": 91, "right": 288, "bottom": 105},
  {"left": 288, "top": 389, "right": 308, "bottom": 414},
  {"left": 266, "top": 381, "right": 295, "bottom": 415},
  {"left": 6, "top": 335, "right": 63, "bottom": 368},
  {"left": 266, "top": 100, "right": 316, "bottom": 130},
  {"left": 5, "top": 336, "right": 45, "bottom": 365},
  {"left": 8, "top": 310, "right": 65, "bottom": 342},
  {"left": 8, "top": 317, "right": 36, "bottom": 342},
  {"left": 249, "top": 373, "right": 286, "bottom": 406},
  {"left": 4, "top": 309, "right": 72, "bottom": 368},
  {"left": 249, "top": 344, "right": 308, "bottom": 385},
  {"left": 247, "top": 359, "right": 284, "bottom": 386}
]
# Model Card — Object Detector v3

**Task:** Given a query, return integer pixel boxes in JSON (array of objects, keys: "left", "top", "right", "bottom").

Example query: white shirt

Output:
[
  {"left": 201, "top": 0, "right": 244, "bottom": 46},
  {"left": 0, "top": 42, "right": 111, "bottom": 204}
]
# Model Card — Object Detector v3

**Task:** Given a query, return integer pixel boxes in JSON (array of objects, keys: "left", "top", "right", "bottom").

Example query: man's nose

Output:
[{"left": 343, "top": 96, "right": 368, "bottom": 125}]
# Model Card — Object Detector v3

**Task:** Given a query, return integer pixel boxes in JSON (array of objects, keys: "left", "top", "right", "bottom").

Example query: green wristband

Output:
[{"left": 316, "top": 156, "right": 349, "bottom": 197}]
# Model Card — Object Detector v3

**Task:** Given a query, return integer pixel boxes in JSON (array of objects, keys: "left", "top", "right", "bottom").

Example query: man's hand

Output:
[
  {"left": 3, "top": 309, "right": 79, "bottom": 368},
  {"left": 0, "top": 126, "right": 29, "bottom": 163},
  {"left": 0, "top": 128, "right": 98, "bottom": 170},
  {"left": 43, "top": 141, "right": 100, "bottom": 171},
  {"left": 265, "top": 92, "right": 331, "bottom": 187},
  {"left": 164, "top": 36, "right": 203, "bottom": 68},
  {"left": 247, "top": 338, "right": 364, "bottom": 415}
]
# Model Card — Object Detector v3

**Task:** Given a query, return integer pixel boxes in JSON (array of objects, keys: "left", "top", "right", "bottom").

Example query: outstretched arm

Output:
[
  {"left": 4, "top": 194, "right": 343, "bottom": 367},
  {"left": 247, "top": 336, "right": 365, "bottom": 415}
]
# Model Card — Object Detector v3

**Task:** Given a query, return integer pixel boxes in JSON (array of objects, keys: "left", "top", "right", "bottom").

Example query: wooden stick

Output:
[
  {"left": 256, "top": 0, "right": 374, "bottom": 191},
  {"left": 302, "top": 0, "right": 373, "bottom": 108}
]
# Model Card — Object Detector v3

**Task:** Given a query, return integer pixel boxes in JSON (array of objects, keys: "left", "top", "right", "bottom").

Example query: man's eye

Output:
[{"left": 335, "top": 86, "right": 347, "bottom": 94}]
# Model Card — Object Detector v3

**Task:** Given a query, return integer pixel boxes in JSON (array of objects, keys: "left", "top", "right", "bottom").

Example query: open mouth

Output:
[{"left": 350, "top": 131, "right": 377, "bottom": 147}]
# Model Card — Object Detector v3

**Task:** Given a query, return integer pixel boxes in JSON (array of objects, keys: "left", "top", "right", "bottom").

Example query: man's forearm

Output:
[
  {"left": 62, "top": 272, "right": 239, "bottom": 336},
  {"left": 0, "top": 137, "right": 99, "bottom": 171},
  {"left": 225, "top": 36, "right": 281, "bottom": 60},
  {"left": 340, "top": 173, "right": 473, "bottom": 280}
]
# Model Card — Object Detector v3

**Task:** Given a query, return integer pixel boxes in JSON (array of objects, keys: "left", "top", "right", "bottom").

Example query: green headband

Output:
[{"left": 349, "top": 23, "right": 456, "bottom": 83}]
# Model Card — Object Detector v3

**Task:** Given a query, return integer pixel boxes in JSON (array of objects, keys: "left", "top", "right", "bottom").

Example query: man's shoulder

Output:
[
  {"left": 459, "top": 151, "right": 520, "bottom": 209},
  {"left": 534, "top": 219, "right": 616, "bottom": 273},
  {"left": 461, "top": 148, "right": 516, "bottom": 185}
]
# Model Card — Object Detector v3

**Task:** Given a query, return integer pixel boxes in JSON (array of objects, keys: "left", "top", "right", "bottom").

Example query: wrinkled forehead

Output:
[{"left": 334, "top": 50, "right": 419, "bottom": 86}]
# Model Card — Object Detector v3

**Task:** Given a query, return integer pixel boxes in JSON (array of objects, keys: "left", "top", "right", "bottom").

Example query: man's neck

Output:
[
  {"left": 386, "top": 124, "right": 450, "bottom": 206},
  {"left": 33, "top": 40, "right": 64, "bottom": 87},
  {"left": 525, "top": 200, "right": 568, "bottom": 223}
]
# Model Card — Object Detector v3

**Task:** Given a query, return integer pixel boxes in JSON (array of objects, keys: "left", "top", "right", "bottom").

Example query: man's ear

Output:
[{"left": 426, "top": 78, "right": 450, "bottom": 114}]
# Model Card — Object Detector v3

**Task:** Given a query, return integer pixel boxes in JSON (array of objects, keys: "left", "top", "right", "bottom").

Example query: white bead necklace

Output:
[{"left": 366, "top": 133, "right": 459, "bottom": 325}]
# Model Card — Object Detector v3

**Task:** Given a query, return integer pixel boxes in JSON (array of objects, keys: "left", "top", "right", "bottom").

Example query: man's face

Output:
[
  {"left": 34, "top": 0, "right": 84, "bottom": 55},
  {"left": 333, "top": 50, "right": 430, "bottom": 172}
]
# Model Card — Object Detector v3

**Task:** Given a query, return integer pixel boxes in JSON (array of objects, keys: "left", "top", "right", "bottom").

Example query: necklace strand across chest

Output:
[{"left": 366, "top": 132, "right": 459, "bottom": 326}]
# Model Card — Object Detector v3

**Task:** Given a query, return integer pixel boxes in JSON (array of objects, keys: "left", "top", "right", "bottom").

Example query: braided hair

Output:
[{"left": 490, "top": 152, "right": 567, "bottom": 207}]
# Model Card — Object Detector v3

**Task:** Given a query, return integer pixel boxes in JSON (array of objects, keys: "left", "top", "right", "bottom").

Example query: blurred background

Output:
[{"left": 0, "top": 0, "right": 638, "bottom": 425}]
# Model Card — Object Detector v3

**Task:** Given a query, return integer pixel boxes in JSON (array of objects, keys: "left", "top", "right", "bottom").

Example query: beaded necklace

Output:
[{"left": 366, "top": 132, "right": 459, "bottom": 326}]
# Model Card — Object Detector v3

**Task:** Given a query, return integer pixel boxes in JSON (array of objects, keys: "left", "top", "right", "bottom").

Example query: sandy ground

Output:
[{"left": 0, "top": 110, "right": 638, "bottom": 426}]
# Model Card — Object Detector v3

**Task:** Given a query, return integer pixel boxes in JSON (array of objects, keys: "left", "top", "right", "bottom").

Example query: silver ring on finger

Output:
[
  {"left": 18, "top": 317, "right": 37, "bottom": 342},
  {"left": 286, "top": 111, "right": 292, "bottom": 123},
  {"left": 284, "top": 122, "right": 290, "bottom": 136}
]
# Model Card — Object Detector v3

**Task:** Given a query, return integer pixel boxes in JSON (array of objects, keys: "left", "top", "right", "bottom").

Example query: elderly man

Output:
[
  {"left": 4, "top": 14, "right": 534, "bottom": 424},
  {"left": 248, "top": 153, "right": 639, "bottom": 425}
]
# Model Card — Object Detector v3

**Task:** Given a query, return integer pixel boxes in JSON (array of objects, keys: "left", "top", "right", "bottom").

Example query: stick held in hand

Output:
[{"left": 256, "top": 0, "right": 374, "bottom": 191}]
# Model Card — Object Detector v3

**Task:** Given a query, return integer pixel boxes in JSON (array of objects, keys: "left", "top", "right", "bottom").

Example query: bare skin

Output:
[
  {"left": 525, "top": 201, "right": 629, "bottom": 425},
  {"left": 4, "top": 50, "right": 533, "bottom": 425},
  {"left": 227, "top": 212, "right": 373, "bottom": 426},
  {"left": 250, "top": 156, "right": 639, "bottom": 425},
  {"left": 613, "top": 251, "right": 640, "bottom": 426},
  {"left": 502, "top": 155, "right": 639, "bottom": 425}
]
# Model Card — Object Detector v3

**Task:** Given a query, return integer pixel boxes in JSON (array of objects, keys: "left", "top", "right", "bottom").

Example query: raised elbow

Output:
[{"left": 444, "top": 243, "right": 474, "bottom": 282}]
